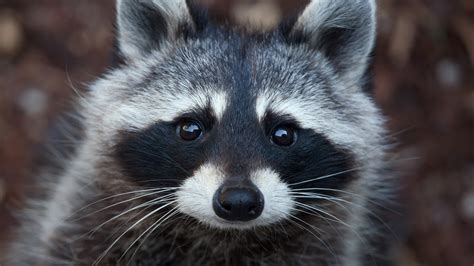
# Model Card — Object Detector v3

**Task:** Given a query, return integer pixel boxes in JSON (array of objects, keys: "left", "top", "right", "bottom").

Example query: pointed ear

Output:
[
  {"left": 116, "top": 0, "right": 194, "bottom": 60},
  {"left": 291, "top": 0, "right": 376, "bottom": 81}
]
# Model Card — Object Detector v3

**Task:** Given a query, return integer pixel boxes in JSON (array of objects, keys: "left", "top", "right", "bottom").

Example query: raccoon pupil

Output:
[
  {"left": 271, "top": 126, "right": 296, "bottom": 146},
  {"left": 178, "top": 120, "right": 202, "bottom": 141}
]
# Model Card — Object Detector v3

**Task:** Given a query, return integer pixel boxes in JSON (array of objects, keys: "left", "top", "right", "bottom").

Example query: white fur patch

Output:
[
  {"left": 210, "top": 92, "right": 228, "bottom": 120},
  {"left": 255, "top": 91, "right": 385, "bottom": 169},
  {"left": 250, "top": 168, "right": 294, "bottom": 224},
  {"left": 255, "top": 95, "right": 269, "bottom": 122},
  {"left": 176, "top": 164, "right": 223, "bottom": 226},
  {"left": 93, "top": 88, "right": 227, "bottom": 137},
  {"left": 176, "top": 165, "right": 293, "bottom": 230}
]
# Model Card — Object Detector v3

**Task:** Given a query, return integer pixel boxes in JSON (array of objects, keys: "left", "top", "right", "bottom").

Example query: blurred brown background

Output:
[{"left": 0, "top": 0, "right": 473, "bottom": 265}]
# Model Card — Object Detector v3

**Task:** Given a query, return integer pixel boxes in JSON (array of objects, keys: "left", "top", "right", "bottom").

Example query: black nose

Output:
[{"left": 213, "top": 185, "right": 264, "bottom": 222}]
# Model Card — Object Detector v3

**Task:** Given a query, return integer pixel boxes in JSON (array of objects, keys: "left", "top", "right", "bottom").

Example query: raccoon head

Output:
[{"left": 85, "top": 0, "right": 384, "bottom": 233}]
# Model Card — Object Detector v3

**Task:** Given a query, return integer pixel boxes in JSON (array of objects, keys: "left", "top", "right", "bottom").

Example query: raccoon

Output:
[{"left": 6, "top": 0, "right": 394, "bottom": 265}]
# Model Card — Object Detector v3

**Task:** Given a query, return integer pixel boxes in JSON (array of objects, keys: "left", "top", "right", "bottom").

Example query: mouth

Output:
[{"left": 209, "top": 219, "right": 262, "bottom": 231}]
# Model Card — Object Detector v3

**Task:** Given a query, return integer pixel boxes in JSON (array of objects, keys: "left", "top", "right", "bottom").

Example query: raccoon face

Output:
[{"left": 85, "top": 0, "right": 384, "bottom": 231}]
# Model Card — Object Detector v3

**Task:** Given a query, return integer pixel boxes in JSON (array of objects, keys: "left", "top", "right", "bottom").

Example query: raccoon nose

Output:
[{"left": 213, "top": 185, "right": 264, "bottom": 222}]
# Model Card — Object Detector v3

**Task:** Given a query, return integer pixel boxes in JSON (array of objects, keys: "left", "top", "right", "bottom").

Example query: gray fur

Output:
[
  {"left": 5, "top": 0, "right": 394, "bottom": 265},
  {"left": 292, "top": 0, "right": 376, "bottom": 83},
  {"left": 117, "top": 0, "right": 192, "bottom": 59}
]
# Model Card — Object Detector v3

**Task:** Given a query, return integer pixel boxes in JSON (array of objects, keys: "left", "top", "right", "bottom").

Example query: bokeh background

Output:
[{"left": 0, "top": 0, "right": 473, "bottom": 265}]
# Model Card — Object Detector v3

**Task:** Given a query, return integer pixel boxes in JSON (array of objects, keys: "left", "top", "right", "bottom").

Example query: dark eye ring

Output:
[
  {"left": 177, "top": 119, "right": 203, "bottom": 141},
  {"left": 270, "top": 125, "right": 297, "bottom": 146}
]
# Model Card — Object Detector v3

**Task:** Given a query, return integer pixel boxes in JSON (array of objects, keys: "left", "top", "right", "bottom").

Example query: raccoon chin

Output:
[{"left": 176, "top": 164, "right": 294, "bottom": 230}]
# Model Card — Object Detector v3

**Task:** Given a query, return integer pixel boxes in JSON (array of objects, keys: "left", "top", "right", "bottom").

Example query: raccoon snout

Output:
[{"left": 213, "top": 184, "right": 264, "bottom": 222}]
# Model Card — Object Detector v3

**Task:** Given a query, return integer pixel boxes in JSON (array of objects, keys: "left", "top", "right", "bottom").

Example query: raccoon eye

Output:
[
  {"left": 177, "top": 120, "right": 203, "bottom": 141},
  {"left": 271, "top": 125, "right": 296, "bottom": 146}
]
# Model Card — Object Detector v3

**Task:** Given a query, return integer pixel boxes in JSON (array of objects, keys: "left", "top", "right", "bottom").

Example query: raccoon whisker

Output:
[
  {"left": 290, "top": 191, "right": 400, "bottom": 242},
  {"left": 291, "top": 191, "right": 398, "bottom": 241},
  {"left": 293, "top": 201, "right": 370, "bottom": 246},
  {"left": 289, "top": 203, "right": 341, "bottom": 224},
  {"left": 293, "top": 203, "right": 369, "bottom": 264},
  {"left": 283, "top": 203, "right": 347, "bottom": 245},
  {"left": 292, "top": 190, "right": 379, "bottom": 215},
  {"left": 289, "top": 167, "right": 364, "bottom": 187},
  {"left": 74, "top": 196, "right": 175, "bottom": 242},
  {"left": 383, "top": 126, "right": 416, "bottom": 140},
  {"left": 290, "top": 187, "right": 401, "bottom": 215},
  {"left": 276, "top": 220, "right": 290, "bottom": 238},
  {"left": 103, "top": 201, "right": 164, "bottom": 245},
  {"left": 289, "top": 192, "right": 357, "bottom": 217},
  {"left": 70, "top": 189, "right": 178, "bottom": 222},
  {"left": 248, "top": 226, "right": 274, "bottom": 254},
  {"left": 290, "top": 191, "right": 374, "bottom": 212},
  {"left": 67, "top": 187, "right": 180, "bottom": 220},
  {"left": 65, "top": 66, "right": 97, "bottom": 111},
  {"left": 292, "top": 195, "right": 382, "bottom": 265},
  {"left": 288, "top": 155, "right": 418, "bottom": 187},
  {"left": 93, "top": 200, "right": 177, "bottom": 266},
  {"left": 285, "top": 153, "right": 417, "bottom": 187},
  {"left": 123, "top": 207, "right": 181, "bottom": 264},
  {"left": 86, "top": 195, "right": 177, "bottom": 236},
  {"left": 123, "top": 213, "right": 180, "bottom": 262},
  {"left": 292, "top": 201, "right": 357, "bottom": 233},
  {"left": 283, "top": 213, "right": 338, "bottom": 263},
  {"left": 286, "top": 204, "right": 348, "bottom": 247}
]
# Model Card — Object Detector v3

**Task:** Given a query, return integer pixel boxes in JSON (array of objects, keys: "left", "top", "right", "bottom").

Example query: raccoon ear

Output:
[
  {"left": 291, "top": 0, "right": 376, "bottom": 81},
  {"left": 116, "top": 0, "right": 194, "bottom": 60}
]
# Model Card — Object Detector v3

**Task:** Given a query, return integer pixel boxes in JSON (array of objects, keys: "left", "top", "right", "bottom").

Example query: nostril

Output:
[
  {"left": 220, "top": 199, "right": 232, "bottom": 212},
  {"left": 248, "top": 203, "right": 256, "bottom": 211},
  {"left": 248, "top": 205, "right": 256, "bottom": 215}
]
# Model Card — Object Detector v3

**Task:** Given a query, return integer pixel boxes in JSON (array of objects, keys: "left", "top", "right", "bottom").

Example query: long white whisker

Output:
[
  {"left": 290, "top": 167, "right": 363, "bottom": 187},
  {"left": 121, "top": 207, "right": 180, "bottom": 263},
  {"left": 290, "top": 188, "right": 400, "bottom": 215},
  {"left": 92, "top": 200, "right": 176, "bottom": 266},
  {"left": 71, "top": 189, "right": 177, "bottom": 222},
  {"left": 283, "top": 212, "right": 338, "bottom": 262},
  {"left": 87, "top": 195, "right": 177, "bottom": 236},
  {"left": 67, "top": 187, "right": 179, "bottom": 220},
  {"left": 100, "top": 202, "right": 165, "bottom": 245},
  {"left": 65, "top": 66, "right": 88, "bottom": 104},
  {"left": 291, "top": 191, "right": 400, "bottom": 242},
  {"left": 294, "top": 201, "right": 368, "bottom": 246},
  {"left": 73, "top": 195, "right": 176, "bottom": 242},
  {"left": 292, "top": 201, "right": 356, "bottom": 232}
]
